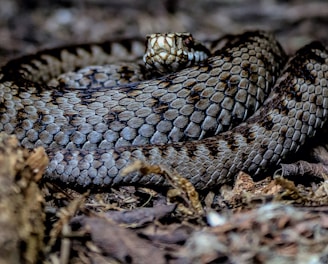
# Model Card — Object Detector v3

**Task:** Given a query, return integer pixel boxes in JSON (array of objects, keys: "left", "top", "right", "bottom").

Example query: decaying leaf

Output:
[
  {"left": 122, "top": 160, "right": 204, "bottom": 216},
  {"left": 0, "top": 133, "right": 47, "bottom": 264}
]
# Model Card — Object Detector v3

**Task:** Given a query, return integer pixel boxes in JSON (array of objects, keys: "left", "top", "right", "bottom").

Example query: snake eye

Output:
[{"left": 183, "top": 35, "right": 194, "bottom": 48}]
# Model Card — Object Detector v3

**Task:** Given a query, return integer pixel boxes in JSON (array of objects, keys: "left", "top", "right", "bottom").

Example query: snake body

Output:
[{"left": 0, "top": 31, "right": 328, "bottom": 190}]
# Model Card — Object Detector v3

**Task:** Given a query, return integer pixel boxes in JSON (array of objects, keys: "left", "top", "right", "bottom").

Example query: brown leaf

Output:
[
  {"left": 82, "top": 217, "right": 166, "bottom": 264},
  {"left": 105, "top": 204, "right": 176, "bottom": 225}
]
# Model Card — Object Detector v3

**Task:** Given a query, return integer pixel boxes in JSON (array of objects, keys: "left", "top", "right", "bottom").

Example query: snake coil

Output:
[{"left": 0, "top": 31, "right": 327, "bottom": 189}]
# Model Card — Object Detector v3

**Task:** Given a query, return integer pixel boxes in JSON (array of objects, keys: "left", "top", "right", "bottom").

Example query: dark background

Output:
[{"left": 0, "top": 0, "right": 327, "bottom": 64}]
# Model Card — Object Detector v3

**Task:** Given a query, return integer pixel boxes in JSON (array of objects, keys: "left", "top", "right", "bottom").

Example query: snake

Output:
[{"left": 0, "top": 31, "right": 328, "bottom": 190}]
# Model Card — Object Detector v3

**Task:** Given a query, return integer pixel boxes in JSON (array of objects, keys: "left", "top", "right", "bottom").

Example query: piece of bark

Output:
[
  {"left": 0, "top": 133, "right": 48, "bottom": 264},
  {"left": 280, "top": 161, "right": 328, "bottom": 180}
]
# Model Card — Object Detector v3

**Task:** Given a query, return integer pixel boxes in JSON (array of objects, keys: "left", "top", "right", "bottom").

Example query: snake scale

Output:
[{"left": 1, "top": 31, "right": 328, "bottom": 190}]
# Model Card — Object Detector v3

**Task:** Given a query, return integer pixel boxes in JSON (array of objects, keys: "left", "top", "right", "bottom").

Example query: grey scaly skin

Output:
[{"left": 0, "top": 31, "right": 327, "bottom": 190}]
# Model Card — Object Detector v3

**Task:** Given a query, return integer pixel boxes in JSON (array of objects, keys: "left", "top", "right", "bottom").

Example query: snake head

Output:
[{"left": 143, "top": 32, "right": 210, "bottom": 75}]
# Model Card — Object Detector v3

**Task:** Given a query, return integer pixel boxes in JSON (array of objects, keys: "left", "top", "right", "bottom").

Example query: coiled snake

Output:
[{"left": 0, "top": 31, "right": 327, "bottom": 190}]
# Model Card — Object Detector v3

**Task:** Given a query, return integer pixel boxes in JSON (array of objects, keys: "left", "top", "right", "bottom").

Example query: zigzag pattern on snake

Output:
[{"left": 0, "top": 31, "right": 328, "bottom": 190}]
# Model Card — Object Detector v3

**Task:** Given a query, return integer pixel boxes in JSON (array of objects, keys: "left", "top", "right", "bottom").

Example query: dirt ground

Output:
[{"left": 1, "top": 0, "right": 328, "bottom": 263}]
